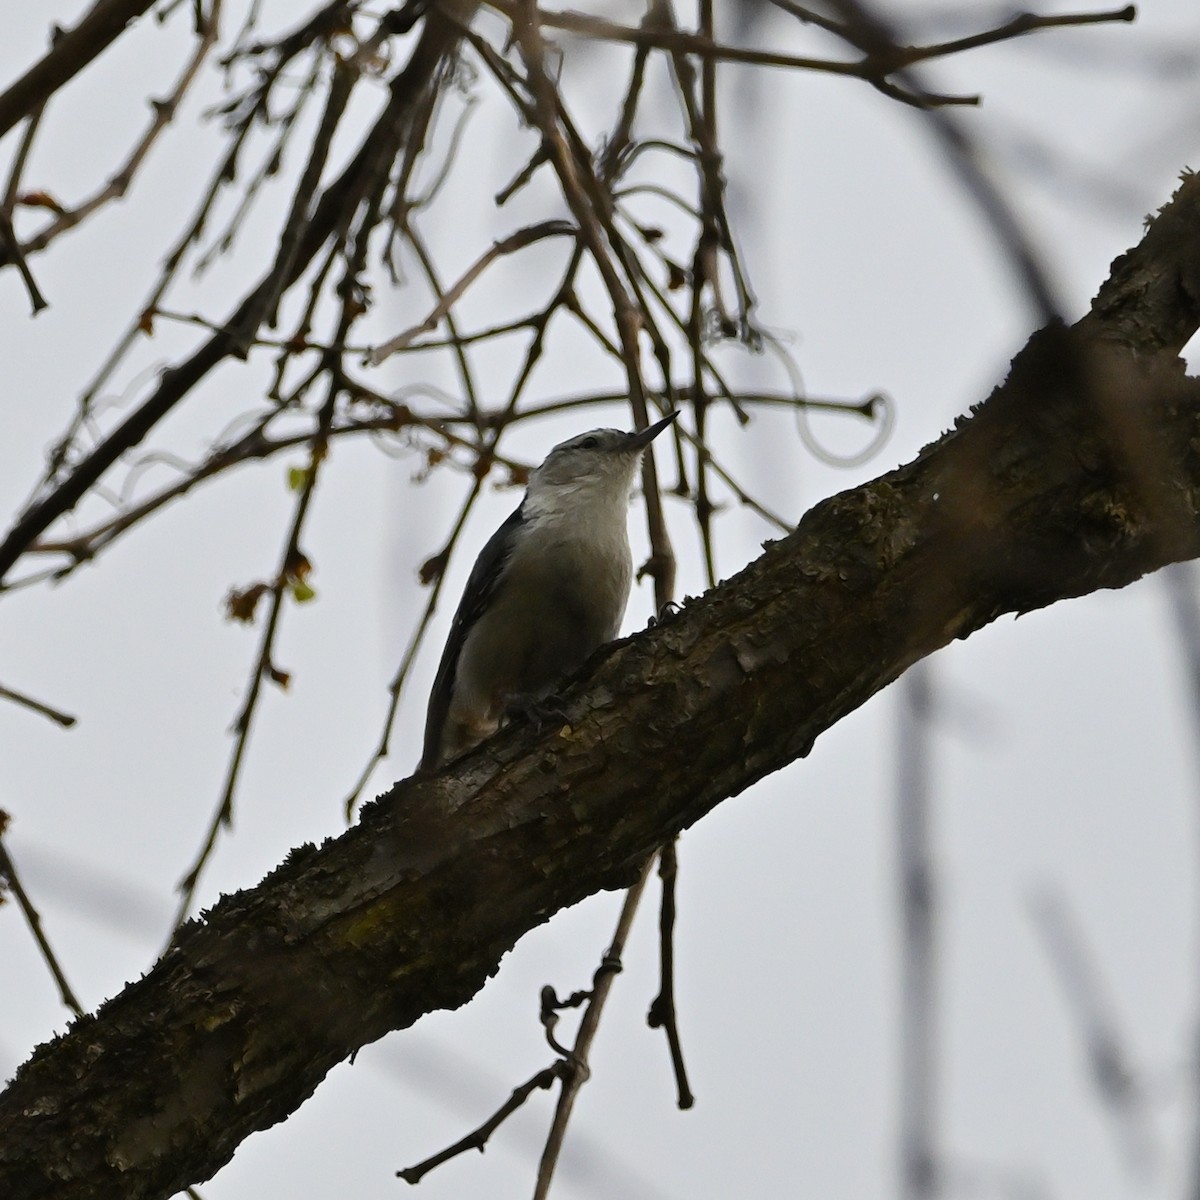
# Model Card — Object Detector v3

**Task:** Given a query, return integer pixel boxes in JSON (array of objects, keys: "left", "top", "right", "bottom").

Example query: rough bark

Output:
[{"left": 4, "top": 175, "right": 1200, "bottom": 1200}]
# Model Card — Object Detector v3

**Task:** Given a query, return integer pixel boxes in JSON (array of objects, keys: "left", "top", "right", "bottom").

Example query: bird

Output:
[{"left": 420, "top": 411, "right": 678, "bottom": 771}]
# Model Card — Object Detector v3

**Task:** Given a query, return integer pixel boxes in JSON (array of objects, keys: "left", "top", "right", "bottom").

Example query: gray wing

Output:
[{"left": 419, "top": 503, "right": 524, "bottom": 771}]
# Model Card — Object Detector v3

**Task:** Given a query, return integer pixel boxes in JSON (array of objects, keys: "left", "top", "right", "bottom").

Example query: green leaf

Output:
[{"left": 290, "top": 580, "right": 317, "bottom": 604}]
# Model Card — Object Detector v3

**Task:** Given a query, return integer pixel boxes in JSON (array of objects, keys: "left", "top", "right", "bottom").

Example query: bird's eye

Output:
[{"left": 579, "top": 435, "right": 599, "bottom": 450}]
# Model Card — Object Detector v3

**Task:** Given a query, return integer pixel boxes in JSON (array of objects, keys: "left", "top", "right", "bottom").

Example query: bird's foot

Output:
[
  {"left": 503, "top": 691, "right": 569, "bottom": 734},
  {"left": 647, "top": 599, "right": 683, "bottom": 628}
]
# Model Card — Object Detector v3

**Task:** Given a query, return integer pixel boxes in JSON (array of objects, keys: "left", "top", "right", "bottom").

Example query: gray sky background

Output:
[{"left": 3, "top": 2, "right": 1200, "bottom": 1198}]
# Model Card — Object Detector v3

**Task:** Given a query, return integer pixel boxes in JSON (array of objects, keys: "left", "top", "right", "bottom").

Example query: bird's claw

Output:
[{"left": 504, "top": 692, "right": 569, "bottom": 734}]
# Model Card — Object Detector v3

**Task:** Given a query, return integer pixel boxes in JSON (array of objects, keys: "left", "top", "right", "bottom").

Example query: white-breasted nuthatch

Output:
[{"left": 420, "top": 412, "right": 677, "bottom": 771}]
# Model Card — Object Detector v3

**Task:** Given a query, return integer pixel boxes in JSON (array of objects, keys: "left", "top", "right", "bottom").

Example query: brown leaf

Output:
[
  {"left": 225, "top": 581, "right": 270, "bottom": 624},
  {"left": 266, "top": 663, "right": 291, "bottom": 690},
  {"left": 17, "top": 190, "right": 65, "bottom": 215}
]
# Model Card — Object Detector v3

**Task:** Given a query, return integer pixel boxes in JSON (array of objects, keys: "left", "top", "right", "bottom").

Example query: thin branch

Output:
[
  {"left": 0, "top": 208, "right": 47, "bottom": 312},
  {"left": 0, "top": 9, "right": 466, "bottom": 586},
  {"left": 533, "top": 857, "right": 655, "bottom": 1200},
  {"left": 368, "top": 220, "right": 576, "bottom": 363},
  {"left": 341, "top": 479, "right": 486, "bottom": 819},
  {"left": 10, "top": 1, "right": 222, "bottom": 263},
  {"left": 2, "top": 103, "right": 45, "bottom": 213},
  {"left": 646, "top": 840, "right": 693, "bottom": 1109},
  {"left": 899, "top": 6, "right": 1136, "bottom": 69},
  {"left": 400, "top": 218, "right": 483, "bottom": 419},
  {"left": 0, "top": 681, "right": 77, "bottom": 728},
  {"left": 169, "top": 410, "right": 331, "bottom": 932},
  {"left": 491, "top": 0, "right": 973, "bottom": 100},
  {"left": 0, "top": 822, "right": 85, "bottom": 1017},
  {"left": 398, "top": 1063, "right": 565, "bottom": 1184},
  {"left": 172, "top": 235, "right": 364, "bottom": 925}
]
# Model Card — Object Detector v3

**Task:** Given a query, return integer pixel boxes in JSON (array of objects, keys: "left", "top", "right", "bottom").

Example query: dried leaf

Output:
[
  {"left": 17, "top": 190, "right": 65, "bottom": 215},
  {"left": 225, "top": 581, "right": 270, "bottom": 624}
]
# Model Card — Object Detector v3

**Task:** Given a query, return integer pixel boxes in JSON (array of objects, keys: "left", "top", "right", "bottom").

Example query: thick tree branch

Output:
[{"left": 4, "top": 173, "right": 1200, "bottom": 1200}]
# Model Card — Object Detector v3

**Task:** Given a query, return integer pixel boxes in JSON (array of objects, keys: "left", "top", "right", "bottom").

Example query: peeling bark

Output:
[{"left": 4, "top": 177, "right": 1200, "bottom": 1200}]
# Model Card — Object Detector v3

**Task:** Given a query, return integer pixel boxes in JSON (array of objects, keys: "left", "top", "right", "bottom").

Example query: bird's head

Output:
[{"left": 528, "top": 412, "right": 678, "bottom": 502}]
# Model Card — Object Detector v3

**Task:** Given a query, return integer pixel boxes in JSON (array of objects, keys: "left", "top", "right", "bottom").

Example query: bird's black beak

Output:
[{"left": 627, "top": 410, "right": 678, "bottom": 450}]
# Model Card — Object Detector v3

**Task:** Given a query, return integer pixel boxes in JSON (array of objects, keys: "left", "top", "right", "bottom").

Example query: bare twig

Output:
[
  {"left": 173, "top": 212, "right": 380, "bottom": 926},
  {"left": 0, "top": 818, "right": 85, "bottom": 1017},
  {"left": 368, "top": 219, "right": 577, "bottom": 363},
  {"left": 533, "top": 857, "right": 655, "bottom": 1200},
  {"left": 646, "top": 840, "right": 693, "bottom": 1109},
  {"left": 397, "top": 1063, "right": 566, "bottom": 1184},
  {"left": 0, "top": 681, "right": 77, "bottom": 728},
  {"left": 0, "top": 9, "right": 466, "bottom": 586},
  {"left": 169, "top": 400, "right": 334, "bottom": 932},
  {"left": 11, "top": 1, "right": 223, "bottom": 263},
  {"left": 341, "top": 480, "right": 486, "bottom": 819},
  {"left": 0, "top": 208, "right": 47, "bottom": 312}
]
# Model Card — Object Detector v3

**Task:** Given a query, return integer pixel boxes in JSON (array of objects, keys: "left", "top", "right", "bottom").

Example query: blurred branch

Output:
[
  {"left": 0, "top": 0, "right": 159, "bottom": 139},
  {"left": 1161, "top": 560, "right": 1200, "bottom": 1200},
  {"left": 822, "top": 0, "right": 1063, "bottom": 323},
  {"left": 1028, "top": 885, "right": 1156, "bottom": 1178},
  {"left": 897, "top": 660, "right": 937, "bottom": 1200}
]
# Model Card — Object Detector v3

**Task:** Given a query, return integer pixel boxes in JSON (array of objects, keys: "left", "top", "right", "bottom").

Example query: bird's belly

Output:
[{"left": 452, "top": 542, "right": 630, "bottom": 722}]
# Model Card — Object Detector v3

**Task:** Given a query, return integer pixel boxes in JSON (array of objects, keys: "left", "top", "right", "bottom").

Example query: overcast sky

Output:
[{"left": 4, "top": 3, "right": 1200, "bottom": 1198}]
